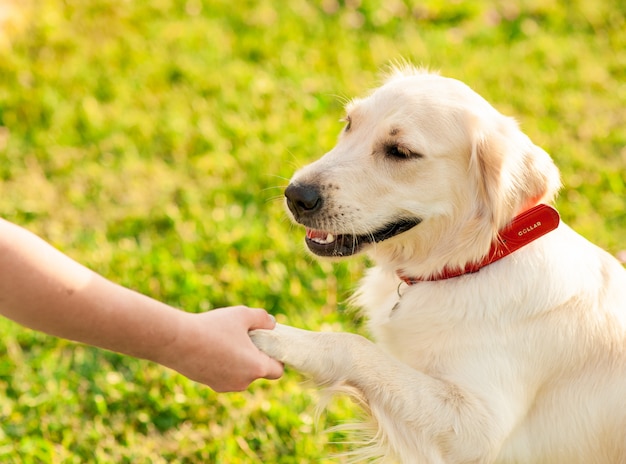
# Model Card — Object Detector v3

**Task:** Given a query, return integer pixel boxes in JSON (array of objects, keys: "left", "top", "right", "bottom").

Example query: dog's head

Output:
[{"left": 285, "top": 67, "right": 561, "bottom": 276}]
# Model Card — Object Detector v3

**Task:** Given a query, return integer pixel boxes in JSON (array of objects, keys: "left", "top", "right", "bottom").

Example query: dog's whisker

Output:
[
  {"left": 261, "top": 185, "right": 288, "bottom": 193},
  {"left": 263, "top": 173, "right": 292, "bottom": 183},
  {"left": 264, "top": 194, "right": 286, "bottom": 204},
  {"left": 328, "top": 92, "right": 353, "bottom": 108},
  {"left": 282, "top": 148, "right": 310, "bottom": 171}
]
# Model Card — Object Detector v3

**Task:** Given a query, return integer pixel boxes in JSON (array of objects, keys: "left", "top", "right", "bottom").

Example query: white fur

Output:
[{"left": 251, "top": 67, "right": 626, "bottom": 463}]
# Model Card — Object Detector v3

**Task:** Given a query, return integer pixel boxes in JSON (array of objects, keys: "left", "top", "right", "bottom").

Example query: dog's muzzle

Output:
[{"left": 284, "top": 182, "right": 421, "bottom": 257}]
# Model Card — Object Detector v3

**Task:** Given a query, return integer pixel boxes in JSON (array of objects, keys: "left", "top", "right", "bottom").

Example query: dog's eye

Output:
[
  {"left": 342, "top": 116, "right": 352, "bottom": 132},
  {"left": 384, "top": 144, "right": 422, "bottom": 160}
]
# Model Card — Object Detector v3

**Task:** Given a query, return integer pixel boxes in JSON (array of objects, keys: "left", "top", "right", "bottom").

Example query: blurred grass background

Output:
[{"left": 0, "top": 0, "right": 624, "bottom": 462}]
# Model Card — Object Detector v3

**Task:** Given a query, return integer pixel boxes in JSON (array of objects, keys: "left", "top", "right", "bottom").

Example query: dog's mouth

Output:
[{"left": 304, "top": 218, "right": 422, "bottom": 257}]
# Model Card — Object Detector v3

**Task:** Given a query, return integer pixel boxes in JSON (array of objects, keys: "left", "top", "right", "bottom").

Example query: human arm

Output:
[{"left": 0, "top": 218, "right": 283, "bottom": 392}]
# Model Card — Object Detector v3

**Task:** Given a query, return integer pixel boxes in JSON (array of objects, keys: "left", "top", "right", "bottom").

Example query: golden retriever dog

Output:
[{"left": 250, "top": 66, "right": 626, "bottom": 463}]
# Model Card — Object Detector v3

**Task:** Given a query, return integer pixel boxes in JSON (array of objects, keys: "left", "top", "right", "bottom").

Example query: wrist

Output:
[{"left": 148, "top": 308, "right": 197, "bottom": 372}]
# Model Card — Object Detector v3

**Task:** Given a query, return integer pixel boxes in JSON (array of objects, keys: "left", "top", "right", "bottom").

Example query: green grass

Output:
[{"left": 0, "top": 0, "right": 624, "bottom": 462}]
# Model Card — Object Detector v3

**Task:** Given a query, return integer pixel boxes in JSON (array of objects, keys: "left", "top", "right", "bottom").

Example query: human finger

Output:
[
  {"left": 245, "top": 307, "right": 277, "bottom": 331},
  {"left": 261, "top": 354, "right": 284, "bottom": 380}
]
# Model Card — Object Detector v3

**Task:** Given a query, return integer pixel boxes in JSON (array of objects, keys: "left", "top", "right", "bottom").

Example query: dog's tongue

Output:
[
  {"left": 306, "top": 228, "right": 327, "bottom": 239},
  {"left": 306, "top": 228, "right": 336, "bottom": 245}
]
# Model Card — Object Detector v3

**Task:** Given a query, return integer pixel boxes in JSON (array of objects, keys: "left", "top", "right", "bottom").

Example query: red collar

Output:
[{"left": 397, "top": 204, "right": 560, "bottom": 284}]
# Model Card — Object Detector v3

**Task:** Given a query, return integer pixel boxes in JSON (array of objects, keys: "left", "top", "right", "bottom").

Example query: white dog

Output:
[{"left": 250, "top": 66, "right": 626, "bottom": 463}]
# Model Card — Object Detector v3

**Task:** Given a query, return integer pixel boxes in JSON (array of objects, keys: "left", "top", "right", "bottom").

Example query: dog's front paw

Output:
[
  {"left": 250, "top": 323, "right": 332, "bottom": 377},
  {"left": 250, "top": 323, "right": 368, "bottom": 385},
  {"left": 249, "top": 327, "right": 288, "bottom": 363}
]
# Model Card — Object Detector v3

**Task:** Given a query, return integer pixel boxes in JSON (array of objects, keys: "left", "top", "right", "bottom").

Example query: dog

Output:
[{"left": 250, "top": 66, "right": 626, "bottom": 463}]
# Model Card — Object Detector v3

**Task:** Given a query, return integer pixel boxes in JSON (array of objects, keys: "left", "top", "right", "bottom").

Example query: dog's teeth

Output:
[
  {"left": 311, "top": 233, "right": 336, "bottom": 245},
  {"left": 306, "top": 228, "right": 338, "bottom": 245}
]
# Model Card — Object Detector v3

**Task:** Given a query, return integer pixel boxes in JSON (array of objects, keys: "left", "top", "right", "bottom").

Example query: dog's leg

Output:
[
  {"left": 251, "top": 323, "right": 373, "bottom": 385},
  {"left": 251, "top": 324, "right": 500, "bottom": 463}
]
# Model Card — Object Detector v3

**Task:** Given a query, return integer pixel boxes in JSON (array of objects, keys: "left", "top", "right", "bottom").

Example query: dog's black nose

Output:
[{"left": 285, "top": 183, "right": 322, "bottom": 218}]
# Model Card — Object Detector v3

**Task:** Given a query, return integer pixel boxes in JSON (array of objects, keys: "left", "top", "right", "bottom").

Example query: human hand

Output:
[{"left": 157, "top": 306, "right": 284, "bottom": 392}]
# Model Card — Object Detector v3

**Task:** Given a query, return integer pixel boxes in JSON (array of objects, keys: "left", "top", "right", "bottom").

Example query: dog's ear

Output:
[{"left": 469, "top": 113, "right": 561, "bottom": 231}]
